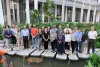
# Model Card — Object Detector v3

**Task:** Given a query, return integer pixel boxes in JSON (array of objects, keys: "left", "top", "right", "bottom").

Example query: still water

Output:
[{"left": 5, "top": 55, "right": 87, "bottom": 67}]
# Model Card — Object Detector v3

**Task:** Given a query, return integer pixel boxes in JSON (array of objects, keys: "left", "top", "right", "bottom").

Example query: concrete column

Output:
[
  {"left": 42, "top": 2, "right": 44, "bottom": 23},
  {"left": 55, "top": 5, "right": 57, "bottom": 18},
  {"left": 0, "top": 0, "right": 4, "bottom": 25},
  {"left": 61, "top": 0, "right": 65, "bottom": 22},
  {"left": 26, "top": 0, "right": 30, "bottom": 23},
  {"left": 72, "top": 0, "right": 76, "bottom": 22},
  {"left": 93, "top": 7, "right": 96, "bottom": 24},
  {"left": 96, "top": 11, "right": 100, "bottom": 22},
  {"left": 12, "top": 1, "right": 15, "bottom": 22},
  {"left": 34, "top": 0, "right": 38, "bottom": 10},
  {"left": 17, "top": 0, "right": 20, "bottom": 24},
  {"left": 6, "top": 0, "right": 11, "bottom": 26},
  {"left": 80, "top": 3, "right": 84, "bottom": 22},
  {"left": 86, "top": 4, "right": 91, "bottom": 23},
  {"left": 65, "top": 6, "right": 68, "bottom": 22}
]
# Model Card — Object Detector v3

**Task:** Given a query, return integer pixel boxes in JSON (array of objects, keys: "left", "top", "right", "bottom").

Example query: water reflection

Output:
[{"left": 5, "top": 55, "right": 87, "bottom": 67}]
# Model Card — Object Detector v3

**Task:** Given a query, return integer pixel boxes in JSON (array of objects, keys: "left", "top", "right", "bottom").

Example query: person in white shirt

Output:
[
  {"left": 64, "top": 24, "right": 72, "bottom": 34},
  {"left": 87, "top": 26, "right": 97, "bottom": 54},
  {"left": 65, "top": 29, "right": 71, "bottom": 54}
]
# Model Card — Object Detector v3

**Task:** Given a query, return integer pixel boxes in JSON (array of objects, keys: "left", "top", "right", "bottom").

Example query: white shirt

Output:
[
  {"left": 64, "top": 28, "right": 72, "bottom": 34},
  {"left": 65, "top": 34, "right": 71, "bottom": 42},
  {"left": 88, "top": 31, "right": 97, "bottom": 39}
]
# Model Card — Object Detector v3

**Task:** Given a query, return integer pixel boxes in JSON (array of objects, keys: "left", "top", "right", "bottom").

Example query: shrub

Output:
[
  {"left": 88, "top": 53, "right": 100, "bottom": 67},
  {"left": 0, "top": 25, "right": 3, "bottom": 40}
]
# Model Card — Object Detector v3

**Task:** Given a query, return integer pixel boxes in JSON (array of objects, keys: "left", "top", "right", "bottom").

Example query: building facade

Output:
[{"left": 0, "top": 0, "right": 100, "bottom": 26}]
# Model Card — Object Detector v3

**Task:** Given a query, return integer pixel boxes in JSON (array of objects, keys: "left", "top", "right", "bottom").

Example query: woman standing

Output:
[
  {"left": 42, "top": 28, "right": 49, "bottom": 51},
  {"left": 65, "top": 30, "right": 71, "bottom": 54},
  {"left": 50, "top": 29, "right": 57, "bottom": 53},
  {"left": 16, "top": 28, "right": 22, "bottom": 49},
  {"left": 57, "top": 31, "right": 65, "bottom": 55},
  {"left": 38, "top": 28, "right": 42, "bottom": 50},
  {"left": 11, "top": 24, "right": 17, "bottom": 46},
  {"left": 71, "top": 30, "right": 77, "bottom": 54}
]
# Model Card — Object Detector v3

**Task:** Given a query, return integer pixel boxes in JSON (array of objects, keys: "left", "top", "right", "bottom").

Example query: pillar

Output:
[
  {"left": 65, "top": 6, "right": 68, "bottom": 22},
  {"left": 0, "top": 0, "right": 4, "bottom": 26},
  {"left": 93, "top": 7, "right": 96, "bottom": 24},
  {"left": 34, "top": 0, "right": 38, "bottom": 10},
  {"left": 6, "top": 0, "right": 11, "bottom": 26},
  {"left": 26, "top": 0, "right": 30, "bottom": 23},
  {"left": 61, "top": 0, "right": 65, "bottom": 22},
  {"left": 12, "top": 1, "right": 15, "bottom": 22},
  {"left": 80, "top": 3, "right": 84, "bottom": 22},
  {"left": 72, "top": 0, "right": 76, "bottom": 22},
  {"left": 42, "top": 2, "right": 44, "bottom": 23},
  {"left": 86, "top": 4, "right": 91, "bottom": 23},
  {"left": 55, "top": 5, "right": 57, "bottom": 18},
  {"left": 17, "top": 0, "right": 20, "bottom": 24}
]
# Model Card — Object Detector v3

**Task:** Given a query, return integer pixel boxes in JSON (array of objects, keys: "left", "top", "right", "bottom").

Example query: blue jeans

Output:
[
  {"left": 32, "top": 36, "right": 39, "bottom": 48},
  {"left": 78, "top": 41, "right": 82, "bottom": 53}
]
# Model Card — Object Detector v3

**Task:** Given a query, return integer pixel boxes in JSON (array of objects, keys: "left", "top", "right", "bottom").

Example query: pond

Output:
[{"left": 4, "top": 55, "right": 87, "bottom": 67}]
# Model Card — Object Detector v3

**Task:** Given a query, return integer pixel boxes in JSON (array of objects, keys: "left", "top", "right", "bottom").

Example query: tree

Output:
[
  {"left": 31, "top": 9, "right": 39, "bottom": 23},
  {"left": 42, "top": 0, "right": 55, "bottom": 23}
]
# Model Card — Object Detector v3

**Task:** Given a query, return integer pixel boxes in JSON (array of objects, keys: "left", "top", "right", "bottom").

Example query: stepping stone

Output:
[
  {"left": 68, "top": 54, "right": 78, "bottom": 60},
  {"left": 78, "top": 53, "right": 89, "bottom": 59},
  {"left": 41, "top": 50, "right": 56, "bottom": 58},
  {"left": 7, "top": 51, "right": 19, "bottom": 55},
  {"left": 16, "top": 48, "right": 36, "bottom": 57},
  {"left": 31, "top": 49, "right": 44, "bottom": 56},
  {"left": 56, "top": 54, "right": 67, "bottom": 60}
]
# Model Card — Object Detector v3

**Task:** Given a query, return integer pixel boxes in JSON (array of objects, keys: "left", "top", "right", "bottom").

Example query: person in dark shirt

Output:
[
  {"left": 42, "top": 28, "right": 49, "bottom": 51},
  {"left": 28, "top": 24, "right": 32, "bottom": 48},
  {"left": 4, "top": 27, "right": 12, "bottom": 48},
  {"left": 57, "top": 30, "right": 65, "bottom": 55},
  {"left": 81, "top": 29, "right": 87, "bottom": 52}
]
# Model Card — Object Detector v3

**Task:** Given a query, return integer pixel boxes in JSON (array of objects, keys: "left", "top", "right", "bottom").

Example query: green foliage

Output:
[
  {"left": 0, "top": 25, "right": 3, "bottom": 40},
  {"left": 88, "top": 53, "right": 100, "bottom": 67},
  {"left": 95, "top": 36, "right": 100, "bottom": 48},
  {"left": 43, "top": 0, "right": 55, "bottom": 22},
  {"left": 31, "top": 9, "right": 39, "bottom": 23},
  {"left": 84, "top": 61, "right": 93, "bottom": 67}
]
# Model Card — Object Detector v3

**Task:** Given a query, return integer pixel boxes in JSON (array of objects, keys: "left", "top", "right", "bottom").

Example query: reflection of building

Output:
[{"left": 0, "top": 0, "right": 100, "bottom": 25}]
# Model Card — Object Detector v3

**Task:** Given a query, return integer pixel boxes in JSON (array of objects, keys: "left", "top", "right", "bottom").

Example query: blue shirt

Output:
[
  {"left": 21, "top": 29, "right": 29, "bottom": 37},
  {"left": 76, "top": 31, "right": 82, "bottom": 41}
]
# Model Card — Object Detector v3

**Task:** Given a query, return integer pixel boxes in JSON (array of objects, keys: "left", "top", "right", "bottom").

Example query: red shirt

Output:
[{"left": 31, "top": 28, "right": 38, "bottom": 36}]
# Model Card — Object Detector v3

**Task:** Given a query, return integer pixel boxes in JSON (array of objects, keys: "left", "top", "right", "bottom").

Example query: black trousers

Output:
[
  {"left": 76, "top": 41, "right": 78, "bottom": 52},
  {"left": 87, "top": 39, "right": 95, "bottom": 53},
  {"left": 23, "top": 36, "right": 28, "bottom": 49},
  {"left": 44, "top": 41, "right": 48, "bottom": 50},
  {"left": 57, "top": 42, "right": 64, "bottom": 54},
  {"left": 71, "top": 41, "right": 76, "bottom": 53},
  {"left": 51, "top": 40, "right": 56, "bottom": 51},
  {"left": 65, "top": 42, "right": 70, "bottom": 50}
]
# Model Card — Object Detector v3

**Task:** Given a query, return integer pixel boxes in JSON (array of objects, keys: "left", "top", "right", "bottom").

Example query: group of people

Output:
[{"left": 2, "top": 24, "right": 97, "bottom": 55}]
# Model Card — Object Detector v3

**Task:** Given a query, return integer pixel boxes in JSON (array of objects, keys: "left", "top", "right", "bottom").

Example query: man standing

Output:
[
  {"left": 87, "top": 26, "right": 97, "bottom": 54},
  {"left": 64, "top": 24, "right": 72, "bottom": 34},
  {"left": 31, "top": 24, "right": 39, "bottom": 49},
  {"left": 21, "top": 26, "right": 29, "bottom": 49}
]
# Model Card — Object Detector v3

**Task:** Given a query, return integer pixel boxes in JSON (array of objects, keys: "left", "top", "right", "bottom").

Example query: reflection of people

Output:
[
  {"left": 87, "top": 26, "right": 97, "bottom": 54},
  {"left": 4, "top": 27, "right": 12, "bottom": 48},
  {"left": 21, "top": 26, "right": 29, "bottom": 49},
  {"left": 57, "top": 31, "right": 65, "bottom": 55}
]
